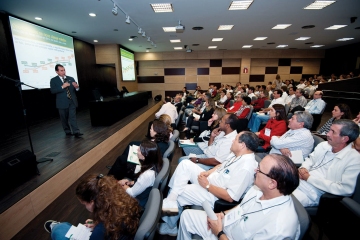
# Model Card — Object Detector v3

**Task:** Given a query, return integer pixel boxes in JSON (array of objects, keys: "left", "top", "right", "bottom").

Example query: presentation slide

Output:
[
  {"left": 9, "top": 16, "right": 78, "bottom": 90},
  {"left": 120, "top": 48, "right": 136, "bottom": 81}
]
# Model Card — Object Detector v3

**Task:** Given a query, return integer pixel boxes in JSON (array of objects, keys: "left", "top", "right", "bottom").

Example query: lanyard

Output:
[{"left": 217, "top": 155, "right": 243, "bottom": 172}]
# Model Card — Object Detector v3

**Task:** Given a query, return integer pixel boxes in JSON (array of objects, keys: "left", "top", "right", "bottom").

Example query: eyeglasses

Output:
[{"left": 256, "top": 167, "right": 271, "bottom": 178}]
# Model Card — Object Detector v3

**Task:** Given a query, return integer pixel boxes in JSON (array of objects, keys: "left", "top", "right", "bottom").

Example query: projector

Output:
[
  {"left": 176, "top": 25, "right": 185, "bottom": 33},
  {"left": 186, "top": 49, "right": 192, "bottom": 53}
]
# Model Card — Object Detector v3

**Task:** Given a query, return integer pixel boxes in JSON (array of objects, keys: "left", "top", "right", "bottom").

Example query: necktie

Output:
[{"left": 63, "top": 77, "right": 72, "bottom": 99}]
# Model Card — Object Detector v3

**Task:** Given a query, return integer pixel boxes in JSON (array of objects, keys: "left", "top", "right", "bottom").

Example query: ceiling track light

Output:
[
  {"left": 147, "top": 37, "right": 151, "bottom": 42},
  {"left": 112, "top": 3, "right": 118, "bottom": 15},
  {"left": 138, "top": 27, "right": 142, "bottom": 34},
  {"left": 142, "top": 31, "right": 146, "bottom": 37},
  {"left": 125, "top": 15, "right": 130, "bottom": 24}
]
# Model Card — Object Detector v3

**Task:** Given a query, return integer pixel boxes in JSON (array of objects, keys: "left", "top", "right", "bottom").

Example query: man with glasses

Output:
[
  {"left": 227, "top": 93, "right": 245, "bottom": 113},
  {"left": 177, "top": 154, "right": 300, "bottom": 239},
  {"left": 248, "top": 89, "right": 285, "bottom": 132},
  {"left": 158, "top": 131, "right": 258, "bottom": 236},
  {"left": 303, "top": 91, "right": 326, "bottom": 114},
  {"left": 293, "top": 119, "right": 360, "bottom": 207}
]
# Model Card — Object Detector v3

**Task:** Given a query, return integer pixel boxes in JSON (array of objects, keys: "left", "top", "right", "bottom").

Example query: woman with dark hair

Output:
[
  {"left": 118, "top": 140, "right": 163, "bottom": 207},
  {"left": 44, "top": 174, "right": 141, "bottom": 240},
  {"left": 316, "top": 103, "right": 352, "bottom": 135},
  {"left": 255, "top": 104, "right": 288, "bottom": 152},
  {"left": 234, "top": 96, "right": 252, "bottom": 119},
  {"left": 223, "top": 92, "right": 234, "bottom": 109},
  {"left": 108, "top": 120, "right": 169, "bottom": 191},
  {"left": 183, "top": 98, "right": 215, "bottom": 133}
]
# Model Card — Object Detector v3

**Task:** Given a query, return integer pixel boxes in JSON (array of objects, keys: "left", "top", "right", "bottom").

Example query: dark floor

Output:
[
  {"left": 14, "top": 111, "right": 333, "bottom": 240},
  {"left": 0, "top": 99, "right": 157, "bottom": 214}
]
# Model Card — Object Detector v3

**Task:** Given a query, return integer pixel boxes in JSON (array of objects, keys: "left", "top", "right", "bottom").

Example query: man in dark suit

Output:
[
  {"left": 173, "top": 95, "right": 183, "bottom": 113},
  {"left": 50, "top": 64, "right": 83, "bottom": 137}
]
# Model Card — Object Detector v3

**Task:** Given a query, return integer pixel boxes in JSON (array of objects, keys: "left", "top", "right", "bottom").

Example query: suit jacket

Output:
[
  {"left": 50, "top": 75, "right": 79, "bottom": 108},
  {"left": 173, "top": 102, "right": 183, "bottom": 113}
]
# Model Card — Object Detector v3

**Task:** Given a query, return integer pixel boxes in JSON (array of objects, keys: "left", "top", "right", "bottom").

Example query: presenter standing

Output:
[{"left": 50, "top": 64, "right": 83, "bottom": 137}]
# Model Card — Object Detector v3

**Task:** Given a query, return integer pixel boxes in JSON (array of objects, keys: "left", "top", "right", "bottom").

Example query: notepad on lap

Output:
[
  {"left": 65, "top": 223, "right": 92, "bottom": 240},
  {"left": 127, "top": 145, "right": 140, "bottom": 165},
  {"left": 290, "top": 150, "right": 304, "bottom": 164},
  {"left": 179, "top": 139, "right": 196, "bottom": 147}
]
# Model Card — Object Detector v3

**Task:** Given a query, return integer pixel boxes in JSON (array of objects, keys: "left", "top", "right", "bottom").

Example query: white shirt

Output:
[
  {"left": 155, "top": 102, "right": 178, "bottom": 123},
  {"left": 270, "top": 128, "right": 314, "bottom": 158},
  {"left": 294, "top": 142, "right": 360, "bottom": 206},
  {"left": 219, "top": 95, "right": 228, "bottom": 103},
  {"left": 224, "top": 186, "right": 300, "bottom": 240},
  {"left": 304, "top": 98, "right": 326, "bottom": 114},
  {"left": 281, "top": 91, "right": 288, "bottom": 101},
  {"left": 297, "top": 83, "right": 306, "bottom": 89},
  {"left": 248, "top": 93, "right": 256, "bottom": 99},
  {"left": 126, "top": 169, "right": 155, "bottom": 197},
  {"left": 269, "top": 97, "right": 285, "bottom": 107},
  {"left": 208, "top": 153, "right": 258, "bottom": 201},
  {"left": 204, "top": 130, "right": 238, "bottom": 163},
  {"left": 285, "top": 94, "right": 295, "bottom": 104}
]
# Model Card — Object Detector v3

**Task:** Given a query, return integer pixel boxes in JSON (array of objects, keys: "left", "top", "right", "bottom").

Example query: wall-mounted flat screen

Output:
[
  {"left": 9, "top": 16, "right": 78, "bottom": 90},
  {"left": 120, "top": 48, "right": 136, "bottom": 81}
]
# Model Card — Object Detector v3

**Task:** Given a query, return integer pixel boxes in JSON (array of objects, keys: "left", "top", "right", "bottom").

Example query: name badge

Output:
[
  {"left": 224, "top": 205, "right": 242, "bottom": 227},
  {"left": 264, "top": 128, "right": 271, "bottom": 136}
]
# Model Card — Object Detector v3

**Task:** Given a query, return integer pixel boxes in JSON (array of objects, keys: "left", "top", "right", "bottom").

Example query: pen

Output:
[{"left": 86, "top": 220, "right": 93, "bottom": 224}]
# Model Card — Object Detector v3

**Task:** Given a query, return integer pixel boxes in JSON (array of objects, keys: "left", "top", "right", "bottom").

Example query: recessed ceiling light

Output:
[
  {"left": 93, "top": 40, "right": 98, "bottom": 42},
  {"left": 192, "top": 27, "right": 204, "bottom": 30},
  {"left": 276, "top": 45, "right": 288, "bottom": 48},
  {"left": 267, "top": 42, "right": 275, "bottom": 45},
  {"left": 170, "top": 39, "right": 181, "bottom": 43},
  {"left": 304, "top": 1, "right": 335, "bottom": 10},
  {"left": 325, "top": 25, "right": 347, "bottom": 30},
  {"left": 208, "top": 46, "right": 217, "bottom": 49},
  {"left": 174, "top": 47, "right": 183, "bottom": 50},
  {"left": 212, "top": 38, "right": 223, "bottom": 41},
  {"left": 305, "top": 42, "right": 314, "bottom": 44},
  {"left": 254, "top": 37, "right": 267, "bottom": 40},
  {"left": 129, "top": 38, "right": 133, "bottom": 41},
  {"left": 163, "top": 27, "right": 176, "bottom": 32},
  {"left": 272, "top": 24, "right": 292, "bottom": 29},
  {"left": 296, "top": 37, "right": 311, "bottom": 40},
  {"left": 146, "top": 50, "right": 150, "bottom": 52},
  {"left": 150, "top": 3, "right": 173, "bottom": 12},
  {"left": 34, "top": 17, "right": 42, "bottom": 20},
  {"left": 311, "top": 45, "right": 324, "bottom": 48},
  {"left": 337, "top": 38, "right": 354, "bottom": 41},
  {"left": 242, "top": 45, "right": 253, "bottom": 48},
  {"left": 229, "top": 1, "right": 253, "bottom": 10},
  {"left": 218, "top": 25, "right": 234, "bottom": 30},
  {"left": 89, "top": 13, "right": 96, "bottom": 17}
]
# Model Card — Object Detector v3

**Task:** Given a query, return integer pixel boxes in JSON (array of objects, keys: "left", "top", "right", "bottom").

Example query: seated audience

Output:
[
  {"left": 146, "top": 113, "right": 173, "bottom": 139},
  {"left": 255, "top": 104, "right": 288, "bottom": 152},
  {"left": 222, "top": 92, "right": 233, "bottom": 109},
  {"left": 284, "top": 86, "right": 295, "bottom": 104},
  {"left": 179, "top": 114, "right": 238, "bottom": 170},
  {"left": 288, "top": 89, "right": 308, "bottom": 115},
  {"left": 252, "top": 90, "right": 269, "bottom": 112},
  {"left": 316, "top": 103, "right": 351, "bottom": 136},
  {"left": 247, "top": 86, "right": 256, "bottom": 99},
  {"left": 108, "top": 120, "right": 169, "bottom": 179},
  {"left": 269, "top": 111, "right": 314, "bottom": 158},
  {"left": 303, "top": 91, "right": 326, "bottom": 114},
  {"left": 353, "top": 111, "right": 360, "bottom": 128},
  {"left": 159, "top": 131, "right": 259, "bottom": 236},
  {"left": 44, "top": 174, "right": 141, "bottom": 240},
  {"left": 178, "top": 154, "right": 300, "bottom": 240},
  {"left": 118, "top": 140, "right": 163, "bottom": 207},
  {"left": 226, "top": 93, "right": 245, "bottom": 113},
  {"left": 248, "top": 89, "right": 285, "bottom": 132},
  {"left": 293, "top": 119, "right": 360, "bottom": 207},
  {"left": 155, "top": 96, "right": 178, "bottom": 123},
  {"left": 353, "top": 137, "right": 360, "bottom": 153},
  {"left": 183, "top": 98, "right": 215, "bottom": 134},
  {"left": 173, "top": 95, "right": 183, "bottom": 113},
  {"left": 303, "top": 81, "right": 316, "bottom": 98},
  {"left": 217, "top": 89, "right": 228, "bottom": 105},
  {"left": 187, "top": 107, "right": 227, "bottom": 144},
  {"left": 234, "top": 96, "right": 252, "bottom": 119},
  {"left": 183, "top": 93, "right": 210, "bottom": 122},
  {"left": 297, "top": 79, "right": 306, "bottom": 89}
]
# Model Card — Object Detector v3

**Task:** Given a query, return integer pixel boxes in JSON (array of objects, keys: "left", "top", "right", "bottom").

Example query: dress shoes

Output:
[
  {"left": 74, "top": 133, "right": 83, "bottom": 138},
  {"left": 65, "top": 132, "right": 73, "bottom": 136}
]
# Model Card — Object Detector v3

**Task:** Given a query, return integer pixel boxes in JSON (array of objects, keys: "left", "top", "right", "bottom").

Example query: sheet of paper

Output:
[
  {"left": 127, "top": 145, "right": 140, "bottom": 165},
  {"left": 193, "top": 113, "right": 200, "bottom": 119},
  {"left": 290, "top": 150, "right": 304, "bottom": 164},
  {"left": 65, "top": 223, "right": 92, "bottom": 240},
  {"left": 179, "top": 140, "right": 196, "bottom": 146}
]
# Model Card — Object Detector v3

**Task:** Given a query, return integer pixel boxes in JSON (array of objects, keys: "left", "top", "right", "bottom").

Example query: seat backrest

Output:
[
  {"left": 163, "top": 140, "right": 175, "bottom": 161},
  {"left": 170, "top": 129, "right": 180, "bottom": 142},
  {"left": 230, "top": 100, "right": 234, "bottom": 107},
  {"left": 175, "top": 110, "right": 183, "bottom": 129},
  {"left": 153, "top": 158, "right": 170, "bottom": 194},
  {"left": 135, "top": 189, "right": 162, "bottom": 240},
  {"left": 285, "top": 104, "right": 290, "bottom": 115},
  {"left": 264, "top": 100, "right": 272, "bottom": 108},
  {"left": 291, "top": 194, "right": 310, "bottom": 240},
  {"left": 251, "top": 96, "right": 257, "bottom": 101},
  {"left": 255, "top": 154, "right": 262, "bottom": 163},
  {"left": 311, "top": 134, "right": 325, "bottom": 152},
  {"left": 352, "top": 173, "right": 360, "bottom": 203},
  {"left": 320, "top": 102, "right": 327, "bottom": 114},
  {"left": 246, "top": 105, "right": 254, "bottom": 120}
]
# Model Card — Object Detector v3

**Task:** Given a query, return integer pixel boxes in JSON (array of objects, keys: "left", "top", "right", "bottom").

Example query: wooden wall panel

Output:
[
  {"left": 210, "top": 67, "right": 222, "bottom": 75},
  {"left": 303, "top": 66, "right": 320, "bottom": 74},
  {"left": 210, "top": 75, "right": 222, "bottom": 82},
  {"left": 251, "top": 66, "right": 265, "bottom": 74},
  {"left": 278, "top": 66, "right": 291, "bottom": 74},
  {"left": 289, "top": 74, "right": 303, "bottom": 80},
  {"left": 139, "top": 60, "right": 164, "bottom": 68},
  {"left": 185, "top": 76, "right": 197, "bottom": 82},
  {"left": 185, "top": 60, "right": 199, "bottom": 67},
  {"left": 251, "top": 58, "right": 278, "bottom": 66},
  {"left": 186, "top": 68, "right": 197, "bottom": 76},
  {"left": 197, "top": 75, "right": 210, "bottom": 83},
  {"left": 139, "top": 68, "right": 164, "bottom": 76},
  {"left": 222, "top": 75, "right": 241, "bottom": 82},
  {"left": 222, "top": 59, "right": 240, "bottom": 67},
  {"left": 165, "top": 76, "right": 186, "bottom": 83},
  {"left": 164, "top": 60, "right": 186, "bottom": 68},
  {"left": 197, "top": 59, "right": 210, "bottom": 67}
]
